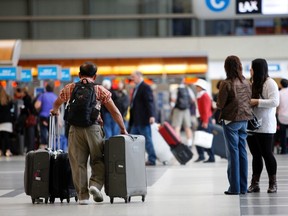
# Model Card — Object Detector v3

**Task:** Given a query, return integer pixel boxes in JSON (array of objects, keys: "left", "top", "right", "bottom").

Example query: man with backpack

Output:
[
  {"left": 170, "top": 78, "right": 196, "bottom": 148},
  {"left": 50, "top": 62, "right": 128, "bottom": 205}
]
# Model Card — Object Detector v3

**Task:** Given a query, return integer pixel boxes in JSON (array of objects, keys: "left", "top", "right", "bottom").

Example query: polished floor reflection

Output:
[{"left": 0, "top": 149, "right": 287, "bottom": 216}]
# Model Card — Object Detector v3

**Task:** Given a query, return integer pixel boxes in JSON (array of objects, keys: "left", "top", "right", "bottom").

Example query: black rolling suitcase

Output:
[
  {"left": 24, "top": 148, "right": 51, "bottom": 204},
  {"left": 211, "top": 124, "right": 227, "bottom": 159},
  {"left": 48, "top": 115, "right": 78, "bottom": 203},
  {"left": 104, "top": 135, "right": 147, "bottom": 204}
]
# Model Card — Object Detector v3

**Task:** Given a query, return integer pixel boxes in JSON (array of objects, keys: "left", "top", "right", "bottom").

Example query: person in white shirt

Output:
[
  {"left": 247, "top": 58, "right": 279, "bottom": 194},
  {"left": 277, "top": 79, "right": 288, "bottom": 154}
]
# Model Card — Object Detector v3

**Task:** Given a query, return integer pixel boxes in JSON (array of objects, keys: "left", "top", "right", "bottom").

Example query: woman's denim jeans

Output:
[{"left": 222, "top": 120, "right": 248, "bottom": 193}]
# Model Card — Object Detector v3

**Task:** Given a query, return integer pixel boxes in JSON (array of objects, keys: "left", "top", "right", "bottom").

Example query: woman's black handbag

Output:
[{"left": 247, "top": 113, "right": 261, "bottom": 131}]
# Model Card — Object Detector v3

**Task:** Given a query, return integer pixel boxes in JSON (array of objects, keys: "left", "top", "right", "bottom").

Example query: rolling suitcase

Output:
[
  {"left": 151, "top": 123, "right": 173, "bottom": 165},
  {"left": 24, "top": 149, "right": 51, "bottom": 204},
  {"left": 159, "top": 121, "right": 193, "bottom": 165},
  {"left": 211, "top": 124, "right": 227, "bottom": 159},
  {"left": 48, "top": 115, "right": 78, "bottom": 203},
  {"left": 104, "top": 135, "right": 147, "bottom": 204},
  {"left": 158, "top": 121, "right": 181, "bottom": 146}
]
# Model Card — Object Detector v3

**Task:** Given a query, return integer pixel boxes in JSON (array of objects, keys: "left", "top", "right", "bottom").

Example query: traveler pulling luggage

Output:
[
  {"left": 24, "top": 115, "right": 77, "bottom": 204},
  {"left": 104, "top": 135, "right": 147, "bottom": 204},
  {"left": 158, "top": 121, "right": 193, "bottom": 165},
  {"left": 48, "top": 115, "right": 78, "bottom": 203},
  {"left": 151, "top": 123, "right": 173, "bottom": 165}
]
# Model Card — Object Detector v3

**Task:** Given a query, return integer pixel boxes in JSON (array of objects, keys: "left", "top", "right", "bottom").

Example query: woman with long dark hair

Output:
[
  {"left": 247, "top": 58, "right": 279, "bottom": 193},
  {"left": 217, "top": 55, "right": 252, "bottom": 195},
  {"left": 0, "top": 85, "right": 13, "bottom": 157}
]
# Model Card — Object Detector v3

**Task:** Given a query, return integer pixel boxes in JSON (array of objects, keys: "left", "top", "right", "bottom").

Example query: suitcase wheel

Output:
[
  {"left": 162, "top": 161, "right": 168, "bottom": 165},
  {"left": 128, "top": 196, "right": 131, "bottom": 203},
  {"left": 66, "top": 197, "right": 70, "bottom": 203},
  {"left": 142, "top": 195, "right": 145, "bottom": 202},
  {"left": 110, "top": 197, "right": 114, "bottom": 204},
  {"left": 124, "top": 197, "right": 128, "bottom": 203},
  {"left": 32, "top": 197, "right": 44, "bottom": 204},
  {"left": 45, "top": 198, "right": 49, "bottom": 204},
  {"left": 75, "top": 196, "right": 78, "bottom": 202}
]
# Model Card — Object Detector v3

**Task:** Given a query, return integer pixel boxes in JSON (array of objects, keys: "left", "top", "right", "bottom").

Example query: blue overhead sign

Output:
[
  {"left": 21, "top": 69, "right": 32, "bottom": 82},
  {"left": 0, "top": 66, "right": 19, "bottom": 80},
  {"left": 206, "top": 0, "right": 230, "bottom": 12},
  {"left": 268, "top": 64, "right": 281, "bottom": 72},
  {"left": 61, "top": 68, "right": 71, "bottom": 82},
  {"left": 73, "top": 77, "right": 80, "bottom": 83},
  {"left": 37, "top": 65, "right": 61, "bottom": 80}
]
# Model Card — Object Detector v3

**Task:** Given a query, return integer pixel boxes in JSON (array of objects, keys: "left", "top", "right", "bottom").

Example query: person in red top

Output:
[
  {"left": 193, "top": 79, "right": 215, "bottom": 163},
  {"left": 51, "top": 62, "right": 128, "bottom": 205}
]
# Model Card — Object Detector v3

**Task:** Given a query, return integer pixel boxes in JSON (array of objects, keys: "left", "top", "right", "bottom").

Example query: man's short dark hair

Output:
[
  {"left": 79, "top": 62, "right": 97, "bottom": 77},
  {"left": 280, "top": 79, "right": 288, "bottom": 88},
  {"left": 45, "top": 82, "right": 54, "bottom": 92}
]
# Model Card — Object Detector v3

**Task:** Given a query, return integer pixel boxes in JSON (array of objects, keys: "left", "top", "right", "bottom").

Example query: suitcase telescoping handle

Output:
[{"left": 48, "top": 115, "right": 61, "bottom": 152}]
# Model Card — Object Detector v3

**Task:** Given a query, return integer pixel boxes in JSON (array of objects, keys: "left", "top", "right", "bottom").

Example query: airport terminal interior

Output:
[{"left": 1, "top": 0, "right": 288, "bottom": 216}]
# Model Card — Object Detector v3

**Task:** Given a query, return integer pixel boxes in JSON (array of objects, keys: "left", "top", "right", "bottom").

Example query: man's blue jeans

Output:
[
  {"left": 130, "top": 124, "right": 157, "bottom": 164},
  {"left": 222, "top": 120, "right": 248, "bottom": 193}
]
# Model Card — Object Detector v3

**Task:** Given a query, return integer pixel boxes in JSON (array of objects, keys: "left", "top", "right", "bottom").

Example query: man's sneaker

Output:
[
  {"left": 79, "top": 199, "right": 89, "bottom": 205},
  {"left": 89, "top": 186, "right": 103, "bottom": 203}
]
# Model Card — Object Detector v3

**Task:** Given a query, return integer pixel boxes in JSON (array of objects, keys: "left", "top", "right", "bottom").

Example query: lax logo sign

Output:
[
  {"left": 205, "top": 0, "right": 230, "bottom": 12},
  {"left": 236, "top": 0, "right": 261, "bottom": 14}
]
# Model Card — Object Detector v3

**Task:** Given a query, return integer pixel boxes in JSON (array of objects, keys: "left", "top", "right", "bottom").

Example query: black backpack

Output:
[
  {"left": 175, "top": 87, "right": 191, "bottom": 110},
  {"left": 64, "top": 79, "right": 100, "bottom": 127}
]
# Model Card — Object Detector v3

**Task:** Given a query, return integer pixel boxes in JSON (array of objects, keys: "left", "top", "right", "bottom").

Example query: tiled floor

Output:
[{"left": 0, "top": 148, "right": 287, "bottom": 216}]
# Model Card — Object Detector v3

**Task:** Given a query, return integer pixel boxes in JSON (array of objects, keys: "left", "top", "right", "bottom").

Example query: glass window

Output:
[
  {"left": 235, "top": 19, "right": 254, "bottom": 35},
  {"left": 205, "top": 20, "right": 233, "bottom": 36},
  {"left": 33, "top": 0, "right": 83, "bottom": 15},
  {"left": 0, "top": 22, "right": 28, "bottom": 39},
  {"left": 0, "top": 0, "right": 27, "bottom": 16},
  {"left": 32, "top": 21, "right": 83, "bottom": 39}
]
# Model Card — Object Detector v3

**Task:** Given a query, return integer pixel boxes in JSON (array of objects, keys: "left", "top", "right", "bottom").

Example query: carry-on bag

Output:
[
  {"left": 170, "top": 144, "right": 193, "bottom": 165},
  {"left": 151, "top": 123, "right": 173, "bottom": 165},
  {"left": 24, "top": 148, "right": 51, "bottom": 204},
  {"left": 104, "top": 134, "right": 147, "bottom": 204},
  {"left": 24, "top": 116, "right": 54, "bottom": 204},
  {"left": 158, "top": 121, "right": 181, "bottom": 146},
  {"left": 158, "top": 121, "right": 193, "bottom": 165},
  {"left": 211, "top": 124, "right": 227, "bottom": 159},
  {"left": 48, "top": 115, "right": 78, "bottom": 203},
  {"left": 194, "top": 130, "right": 214, "bottom": 149}
]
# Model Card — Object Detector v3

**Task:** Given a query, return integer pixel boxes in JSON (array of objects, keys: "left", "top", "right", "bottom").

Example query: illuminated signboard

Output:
[
  {"left": 38, "top": 65, "right": 61, "bottom": 80},
  {"left": 262, "top": 0, "right": 288, "bottom": 15},
  {"left": 0, "top": 66, "right": 20, "bottom": 80},
  {"left": 236, "top": 0, "right": 262, "bottom": 14},
  {"left": 21, "top": 69, "right": 32, "bottom": 82},
  {"left": 61, "top": 68, "right": 71, "bottom": 82},
  {"left": 236, "top": 0, "right": 288, "bottom": 15}
]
